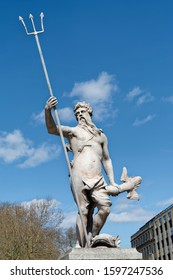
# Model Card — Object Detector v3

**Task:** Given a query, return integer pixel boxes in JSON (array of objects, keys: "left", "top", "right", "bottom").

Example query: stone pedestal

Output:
[{"left": 60, "top": 247, "right": 142, "bottom": 260}]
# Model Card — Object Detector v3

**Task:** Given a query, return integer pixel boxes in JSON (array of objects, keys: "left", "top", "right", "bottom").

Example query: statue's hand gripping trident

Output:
[{"left": 19, "top": 13, "right": 90, "bottom": 247}]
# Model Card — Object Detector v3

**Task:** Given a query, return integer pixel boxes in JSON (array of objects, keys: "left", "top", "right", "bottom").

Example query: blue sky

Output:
[{"left": 0, "top": 0, "right": 173, "bottom": 247}]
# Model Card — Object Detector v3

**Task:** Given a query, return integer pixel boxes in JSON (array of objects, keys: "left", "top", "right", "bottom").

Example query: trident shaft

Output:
[{"left": 19, "top": 13, "right": 90, "bottom": 247}]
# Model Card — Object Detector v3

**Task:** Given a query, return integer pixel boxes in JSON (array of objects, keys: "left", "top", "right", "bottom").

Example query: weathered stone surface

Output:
[{"left": 60, "top": 248, "right": 142, "bottom": 260}]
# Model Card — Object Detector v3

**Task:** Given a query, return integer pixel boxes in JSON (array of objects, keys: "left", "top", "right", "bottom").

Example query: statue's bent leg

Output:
[
  {"left": 90, "top": 180, "right": 112, "bottom": 238},
  {"left": 92, "top": 205, "right": 110, "bottom": 237}
]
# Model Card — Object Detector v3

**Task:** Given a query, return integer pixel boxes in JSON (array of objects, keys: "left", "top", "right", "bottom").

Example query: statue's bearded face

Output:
[
  {"left": 75, "top": 106, "right": 100, "bottom": 136},
  {"left": 75, "top": 107, "right": 92, "bottom": 125}
]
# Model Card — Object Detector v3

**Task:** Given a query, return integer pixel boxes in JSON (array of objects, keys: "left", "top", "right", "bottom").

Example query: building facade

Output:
[{"left": 131, "top": 204, "right": 173, "bottom": 260}]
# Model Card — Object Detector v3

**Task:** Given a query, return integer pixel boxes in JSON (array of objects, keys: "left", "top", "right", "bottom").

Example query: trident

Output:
[{"left": 19, "top": 13, "right": 90, "bottom": 247}]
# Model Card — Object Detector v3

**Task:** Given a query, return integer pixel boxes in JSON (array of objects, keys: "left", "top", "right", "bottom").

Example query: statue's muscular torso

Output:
[{"left": 67, "top": 126, "right": 105, "bottom": 179}]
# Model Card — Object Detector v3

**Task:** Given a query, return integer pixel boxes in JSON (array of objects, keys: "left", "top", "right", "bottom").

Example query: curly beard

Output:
[{"left": 78, "top": 117, "right": 101, "bottom": 136}]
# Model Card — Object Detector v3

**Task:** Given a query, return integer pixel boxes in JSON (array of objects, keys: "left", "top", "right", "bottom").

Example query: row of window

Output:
[
  {"left": 157, "top": 236, "right": 173, "bottom": 251},
  {"left": 132, "top": 225, "right": 173, "bottom": 248},
  {"left": 155, "top": 211, "right": 172, "bottom": 228},
  {"left": 131, "top": 209, "right": 173, "bottom": 259},
  {"left": 158, "top": 253, "right": 171, "bottom": 260},
  {"left": 132, "top": 230, "right": 151, "bottom": 247},
  {"left": 141, "top": 243, "right": 155, "bottom": 257}
]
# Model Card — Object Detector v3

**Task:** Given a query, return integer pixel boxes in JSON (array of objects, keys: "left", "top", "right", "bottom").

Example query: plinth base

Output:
[{"left": 60, "top": 247, "right": 142, "bottom": 260}]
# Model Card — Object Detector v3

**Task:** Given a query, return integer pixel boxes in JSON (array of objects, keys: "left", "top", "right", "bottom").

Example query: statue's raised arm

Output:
[{"left": 45, "top": 96, "right": 74, "bottom": 139}]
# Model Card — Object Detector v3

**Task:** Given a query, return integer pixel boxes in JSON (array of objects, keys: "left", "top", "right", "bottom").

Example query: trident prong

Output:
[{"left": 19, "top": 13, "right": 44, "bottom": 35}]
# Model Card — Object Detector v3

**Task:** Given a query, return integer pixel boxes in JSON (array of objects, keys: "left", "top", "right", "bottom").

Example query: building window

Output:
[
  {"left": 163, "top": 215, "right": 167, "bottom": 222},
  {"left": 153, "top": 243, "right": 156, "bottom": 253},
  {"left": 149, "top": 244, "right": 152, "bottom": 254},
  {"left": 166, "top": 237, "right": 169, "bottom": 246},
  {"left": 147, "top": 246, "right": 149, "bottom": 256},
  {"left": 143, "top": 248, "right": 146, "bottom": 257},
  {"left": 168, "top": 211, "right": 172, "bottom": 220},
  {"left": 145, "top": 232, "right": 148, "bottom": 241},
  {"left": 159, "top": 218, "right": 162, "bottom": 225},
  {"left": 151, "top": 229, "right": 154, "bottom": 239},
  {"left": 160, "top": 225, "right": 163, "bottom": 233},
  {"left": 164, "top": 222, "right": 167, "bottom": 230},
  {"left": 148, "top": 231, "right": 150, "bottom": 240},
  {"left": 169, "top": 219, "right": 172, "bottom": 228}
]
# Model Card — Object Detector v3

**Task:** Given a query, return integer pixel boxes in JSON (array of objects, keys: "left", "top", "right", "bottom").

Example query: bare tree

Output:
[
  {"left": 64, "top": 227, "right": 77, "bottom": 249},
  {"left": 0, "top": 199, "right": 64, "bottom": 259}
]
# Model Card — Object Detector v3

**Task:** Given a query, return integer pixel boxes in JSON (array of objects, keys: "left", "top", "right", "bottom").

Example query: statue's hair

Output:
[{"left": 74, "top": 101, "right": 93, "bottom": 116}]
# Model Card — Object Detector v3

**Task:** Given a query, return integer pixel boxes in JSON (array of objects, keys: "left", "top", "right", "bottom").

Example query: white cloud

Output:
[
  {"left": 19, "top": 143, "right": 60, "bottom": 168},
  {"left": 70, "top": 72, "right": 117, "bottom": 103},
  {"left": 0, "top": 130, "right": 33, "bottom": 163},
  {"left": 32, "top": 110, "right": 45, "bottom": 124},
  {"left": 62, "top": 202, "right": 155, "bottom": 227},
  {"left": 126, "top": 87, "right": 142, "bottom": 101},
  {"left": 162, "top": 95, "right": 173, "bottom": 104},
  {"left": 58, "top": 107, "right": 74, "bottom": 123},
  {"left": 109, "top": 205, "right": 154, "bottom": 223},
  {"left": 136, "top": 92, "right": 154, "bottom": 106},
  {"left": 61, "top": 211, "right": 76, "bottom": 228},
  {"left": 32, "top": 72, "right": 118, "bottom": 123},
  {"left": 0, "top": 130, "right": 60, "bottom": 168},
  {"left": 126, "top": 86, "right": 154, "bottom": 106},
  {"left": 69, "top": 72, "right": 118, "bottom": 121},
  {"left": 21, "top": 198, "right": 61, "bottom": 209},
  {"left": 32, "top": 107, "right": 74, "bottom": 125},
  {"left": 156, "top": 197, "right": 173, "bottom": 207},
  {"left": 133, "top": 114, "right": 156, "bottom": 127}
]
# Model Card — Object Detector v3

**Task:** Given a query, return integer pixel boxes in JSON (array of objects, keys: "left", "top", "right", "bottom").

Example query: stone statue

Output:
[{"left": 45, "top": 96, "right": 142, "bottom": 248}]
